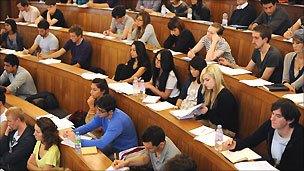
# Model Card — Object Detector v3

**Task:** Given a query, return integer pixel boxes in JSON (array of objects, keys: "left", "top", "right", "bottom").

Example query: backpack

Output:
[{"left": 25, "top": 91, "right": 59, "bottom": 110}]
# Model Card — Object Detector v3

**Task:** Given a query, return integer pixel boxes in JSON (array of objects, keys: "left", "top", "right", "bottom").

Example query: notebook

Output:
[
  {"left": 170, "top": 104, "right": 202, "bottom": 120},
  {"left": 221, "top": 148, "right": 261, "bottom": 163},
  {"left": 263, "top": 83, "right": 289, "bottom": 92}
]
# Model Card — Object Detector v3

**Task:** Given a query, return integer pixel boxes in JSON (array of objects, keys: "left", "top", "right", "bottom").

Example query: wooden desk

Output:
[
  {"left": 5, "top": 94, "right": 112, "bottom": 171},
  {"left": 28, "top": 2, "right": 294, "bottom": 67}
]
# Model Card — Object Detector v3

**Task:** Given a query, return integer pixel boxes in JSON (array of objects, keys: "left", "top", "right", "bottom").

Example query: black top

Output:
[
  {"left": 196, "top": 88, "right": 239, "bottom": 133},
  {"left": 254, "top": 6, "right": 292, "bottom": 35},
  {"left": 166, "top": 1, "right": 188, "bottom": 17},
  {"left": 179, "top": 79, "right": 204, "bottom": 104},
  {"left": 191, "top": 3, "right": 211, "bottom": 21},
  {"left": 42, "top": 9, "right": 66, "bottom": 28},
  {"left": 229, "top": 3, "right": 256, "bottom": 27},
  {"left": 289, "top": 54, "right": 304, "bottom": 93},
  {"left": 0, "top": 125, "right": 36, "bottom": 171},
  {"left": 163, "top": 29, "right": 196, "bottom": 54},
  {"left": 0, "top": 32, "right": 24, "bottom": 51},
  {"left": 234, "top": 120, "right": 304, "bottom": 171},
  {"left": 126, "top": 58, "right": 152, "bottom": 82},
  {"left": 251, "top": 46, "right": 283, "bottom": 83},
  {"left": 63, "top": 39, "right": 92, "bottom": 70}
]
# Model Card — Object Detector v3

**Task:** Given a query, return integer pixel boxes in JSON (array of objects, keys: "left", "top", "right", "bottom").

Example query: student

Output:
[
  {"left": 165, "top": 154, "right": 197, "bottom": 171},
  {"left": 282, "top": 29, "right": 304, "bottom": 93},
  {"left": 0, "top": 19, "right": 24, "bottom": 51},
  {"left": 0, "top": 54, "right": 37, "bottom": 99},
  {"left": 164, "top": 0, "right": 189, "bottom": 17},
  {"left": 284, "top": 16, "right": 304, "bottom": 39},
  {"left": 219, "top": 25, "right": 283, "bottom": 83},
  {"left": 145, "top": 49, "right": 180, "bottom": 105},
  {"left": 163, "top": 17, "right": 195, "bottom": 54},
  {"left": 195, "top": 64, "right": 238, "bottom": 133},
  {"left": 249, "top": 0, "right": 291, "bottom": 36},
  {"left": 112, "top": 125, "right": 181, "bottom": 171},
  {"left": 114, "top": 41, "right": 152, "bottom": 83},
  {"left": 129, "top": 11, "right": 161, "bottom": 48},
  {"left": 222, "top": 98, "right": 304, "bottom": 171},
  {"left": 0, "top": 107, "right": 36, "bottom": 171},
  {"left": 92, "top": 0, "right": 120, "bottom": 8},
  {"left": 35, "top": 0, "right": 66, "bottom": 27},
  {"left": 135, "top": 0, "right": 161, "bottom": 13},
  {"left": 103, "top": 5, "right": 134, "bottom": 40},
  {"left": 190, "top": 0, "right": 211, "bottom": 21},
  {"left": 39, "top": 25, "right": 92, "bottom": 69},
  {"left": 0, "top": 91, "right": 7, "bottom": 137},
  {"left": 65, "top": 95, "right": 138, "bottom": 156},
  {"left": 188, "top": 23, "right": 235, "bottom": 64},
  {"left": 14, "top": 0, "right": 40, "bottom": 23},
  {"left": 27, "top": 117, "right": 61, "bottom": 170},
  {"left": 23, "top": 19, "right": 59, "bottom": 55},
  {"left": 176, "top": 56, "right": 207, "bottom": 109},
  {"left": 228, "top": 0, "right": 256, "bottom": 27}
]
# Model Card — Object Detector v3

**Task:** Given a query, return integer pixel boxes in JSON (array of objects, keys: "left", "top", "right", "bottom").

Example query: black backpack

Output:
[{"left": 25, "top": 91, "right": 59, "bottom": 110}]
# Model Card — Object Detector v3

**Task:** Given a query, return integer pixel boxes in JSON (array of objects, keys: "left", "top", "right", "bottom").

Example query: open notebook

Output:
[
  {"left": 170, "top": 104, "right": 202, "bottom": 120},
  {"left": 221, "top": 148, "right": 261, "bottom": 163}
]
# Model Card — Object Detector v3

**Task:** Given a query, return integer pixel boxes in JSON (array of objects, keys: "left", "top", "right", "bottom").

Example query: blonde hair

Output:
[
  {"left": 200, "top": 64, "right": 226, "bottom": 108},
  {"left": 5, "top": 107, "right": 25, "bottom": 122}
]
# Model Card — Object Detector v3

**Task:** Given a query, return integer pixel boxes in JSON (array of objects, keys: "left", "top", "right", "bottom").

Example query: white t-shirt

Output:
[
  {"left": 0, "top": 108, "right": 8, "bottom": 123},
  {"left": 18, "top": 5, "right": 40, "bottom": 23},
  {"left": 166, "top": 71, "right": 180, "bottom": 98},
  {"left": 271, "top": 129, "right": 291, "bottom": 165},
  {"left": 34, "top": 33, "right": 59, "bottom": 54}
]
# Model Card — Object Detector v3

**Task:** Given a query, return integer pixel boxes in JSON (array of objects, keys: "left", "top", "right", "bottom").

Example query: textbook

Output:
[
  {"left": 170, "top": 104, "right": 202, "bottom": 120},
  {"left": 263, "top": 83, "right": 289, "bottom": 92},
  {"left": 221, "top": 148, "right": 261, "bottom": 163}
]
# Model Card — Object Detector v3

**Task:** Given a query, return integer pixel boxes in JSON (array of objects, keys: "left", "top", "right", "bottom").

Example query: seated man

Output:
[
  {"left": 39, "top": 25, "right": 92, "bottom": 70},
  {"left": 65, "top": 95, "right": 138, "bottom": 156},
  {"left": 220, "top": 24, "right": 283, "bottom": 83},
  {"left": 249, "top": 0, "right": 291, "bottom": 35},
  {"left": 112, "top": 125, "right": 181, "bottom": 171},
  {"left": 103, "top": 5, "right": 134, "bottom": 40},
  {"left": 228, "top": 0, "right": 256, "bottom": 27},
  {"left": 165, "top": 154, "right": 197, "bottom": 171},
  {"left": 135, "top": 0, "right": 161, "bottom": 13},
  {"left": 14, "top": 0, "right": 40, "bottom": 23},
  {"left": 0, "top": 107, "right": 36, "bottom": 171},
  {"left": 0, "top": 54, "right": 37, "bottom": 99},
  {"left": 35, "top": 0, "right": 66, "bottom": 27},
  {"left": 23, "top": 19, "right": 59, "bottom": 56}
]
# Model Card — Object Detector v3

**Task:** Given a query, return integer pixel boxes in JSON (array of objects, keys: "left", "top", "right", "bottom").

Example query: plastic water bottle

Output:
[
  {"left": 133, "top": 77, "right": 140, "bottom": 95},
  {"left": 139, "top": 79, "right": 146, "bottom": 99},
  {"left": 187, "top": 8, "right": 192, "bottom": 20},
  {"left": 214, "top": 125, "right": 223, "bottom": 151},
  {"left": 75, "top": 131, "right": 82, "bottom": 154},
  {"left": 222, "top": 13, "right": 228, "bottom": 26}
]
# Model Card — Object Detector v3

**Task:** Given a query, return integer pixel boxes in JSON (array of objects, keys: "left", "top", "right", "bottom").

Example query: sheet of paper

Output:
[
  {"left": 234, "top": 161, "right": 278, "bottom": 171},
  {"left": 142, "top": 95, "right": 161, "bottom": 104},
  {"left": 16, "top": 22, "right": 28, "bottom": 25},
  {"left": 181, "top": 57, "right": 191, "bottom": 61},
  {"left": 189, "top": 125, "right": 214, "bottom": 136},
  {"left": 194, "top": 131, "right": 231, "bottom": 147},
  {"left": 0, "top": 48, "right": 16, "bottom": 55},
  {"left": 169, "top": 50, "right": 183, "bottom": 56},
  {"left": 84, "top": 31, "right": 105, "bottom": 39},
  {"left": 27, "top": 23, "right": 37, "bottom": 27},
  {"left": 39, "top": 58, "right": 61, "bottom": 65},
  {"left": 106, "top": 166, "right": 129, "bottom": 171},
  {"left": 283, "top": 38, "right": 293, "bottom": 43},
  {"left": 121, "top": 40, "right": 133, "bottom": 45},
  {"left": 49, "top": 26, "right": 63, "bottom": 30},
  {"left": 81, "top": 72, "right": 108, "bottom": 80},
  {"left": 170, "top": 104, "right": 202, "bottom": 120},
  {"left": 221, "top": 148, "right": 261, "bottom": 163},
  {"left": 104, "top": 35, "right": 116, "bottom": 40},
  {"left": 146, "top": 101, "right": 175, "bottom": 111},
  {"left": 217, "top": 65, "right": 252, "bottom": 76},
  {"left": 239, "top": 79, "right": 273, "bottom": 87},
  {"left": 282, "top": 93, "right": 304, "bottom": 104},
  {"left": 108, "top": 82, "right": 135, "bottom": 95},
  {"left": 61, "top": 138, "right": 75, "bottom": 148}
]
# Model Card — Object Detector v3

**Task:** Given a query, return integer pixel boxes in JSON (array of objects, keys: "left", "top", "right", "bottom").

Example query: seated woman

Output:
[
  {"left": 163, "top": 0, "right": 189, "bottom": 17},
  {"left": 176, "top": 55, "right": 207, "bottom": 109},
  {"left": 85, "top": 78, "right": 109, "bottom": 123},
  {"left": 188, "top": 23, "right": 235, "bottom": 64},
  {"left": 282, "top": 29, "right": 304, "bottom": 93},
  {"left": 135, "top": 0, "right": 161, "bottom": 13},
  {"left": 196, "top": 64, "right": 238, "bottom": 133},
  {"left": 114, "top": 41, "right": 152, "bottom": 83},
  {"left": 0, "top": 19, "right": 24, "bottom": 51},
  {"left": 27, "top": 117, "right": 61, "bottom": 170},
  {"left": 0, "top": 91, "right": 7, "bottom": 138},
  {"left": 190, "top": 0, "right": 211, "bottom": 21},
  {"left": 129, "top": 11, "right": 161, "bottom": 48},
  {"left": 283, "top": 16, "right": 304, "bottom": 39},
  {"left": 163, "top": 17, "right": 196, "bottom": 54},
  {"left": 222, "top": 98, "right": 304, "bottom": 171},
  {"left": 145, "top": 49, "right": 180, "bottom": 104}
]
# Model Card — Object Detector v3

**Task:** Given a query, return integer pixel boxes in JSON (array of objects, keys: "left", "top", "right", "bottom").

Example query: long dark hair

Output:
[
  {"left": 189, "top": 55, "right": 207, "bottom": 83},
  {"left": 36, "top": 117, "right": 61, "bottom": 150},
  {"left": 129, "top": 41, "right": 151, "bottom": 69},
  {"left": 135, "top": 11, "right": 151, "bottom": 39},
  {"left": 152, "top": 49, "right": 180, "bottom": 91}
]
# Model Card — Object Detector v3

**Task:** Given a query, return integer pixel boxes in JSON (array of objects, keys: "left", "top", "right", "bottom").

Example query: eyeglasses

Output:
[{"left": 97, "top": 107, "right": 107, "bottom": 114}]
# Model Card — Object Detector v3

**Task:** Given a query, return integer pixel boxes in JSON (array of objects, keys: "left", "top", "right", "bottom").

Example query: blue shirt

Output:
[{"left": 74, "top": 108, "right": 138, "bottom": 152}]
